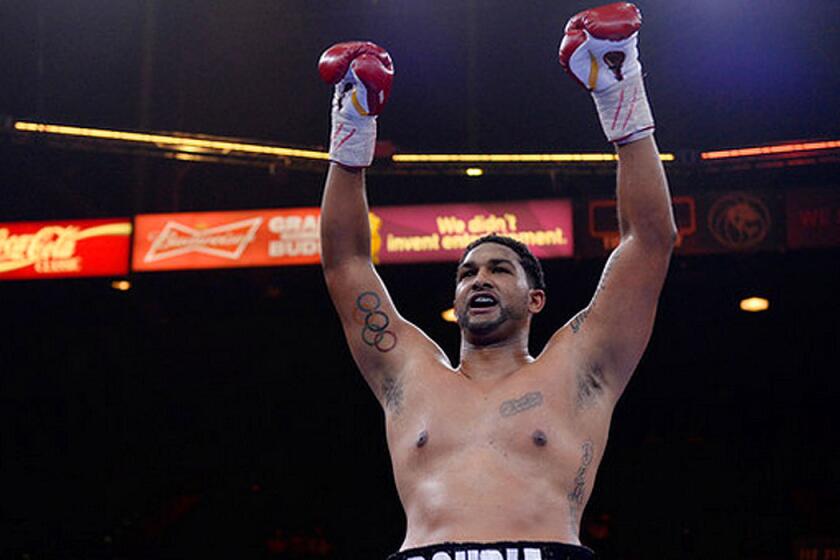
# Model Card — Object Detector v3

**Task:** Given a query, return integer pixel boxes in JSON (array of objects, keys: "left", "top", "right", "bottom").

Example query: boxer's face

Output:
[{"left": 453, "top": 243, "right": 544, "bottom": 340}]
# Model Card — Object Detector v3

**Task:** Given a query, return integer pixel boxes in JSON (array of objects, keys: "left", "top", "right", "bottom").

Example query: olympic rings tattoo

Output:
[{"left": 356, "top": 291, "right": 397, "bottom": 352}]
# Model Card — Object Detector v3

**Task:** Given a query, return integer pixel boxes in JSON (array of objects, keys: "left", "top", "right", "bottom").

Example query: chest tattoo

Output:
[{"left": 499, "top": 391, "right": 543, "bottom": 418}]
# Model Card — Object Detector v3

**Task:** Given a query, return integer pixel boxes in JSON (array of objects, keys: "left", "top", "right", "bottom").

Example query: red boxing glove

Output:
[
  {"left": 558, "top": 3, "right": 654, "bottom": 144},
  {"left": 319, "top": 41, "right": 393, "bottom": 115},
  {"left": 318, "top": 41, "right": 394, "bottom": 167}
]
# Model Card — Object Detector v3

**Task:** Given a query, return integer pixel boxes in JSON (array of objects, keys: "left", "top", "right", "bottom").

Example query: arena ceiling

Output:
[{"left": 1, "top": 0, "right": 839, "bottom": 155}]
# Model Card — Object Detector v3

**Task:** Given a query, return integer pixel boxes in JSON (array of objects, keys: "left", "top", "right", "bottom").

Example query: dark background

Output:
[{"left": 1, "top": 1, "right": 839, "bottom": 559}]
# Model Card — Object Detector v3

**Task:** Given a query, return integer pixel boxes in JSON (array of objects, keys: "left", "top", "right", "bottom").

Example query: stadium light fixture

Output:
[
  {"left": 13, "top": 121, "right": 330, "bottom": 160},
  {"left": 395, "top": 152, "right": 676, "bottom": 163},
  {"left": 740, "top": 297, "right": 769, "bottom": 312},
  {"left": 111, "top": 280, "right": 131, "bottom": 292},
  {"left": 701, "top": 140, "right": 840, "bottom": 160}
]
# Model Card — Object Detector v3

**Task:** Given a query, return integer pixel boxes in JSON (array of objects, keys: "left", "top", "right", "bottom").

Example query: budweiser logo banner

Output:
[
  {"left": 133, "top": 209, "right": 321, "bottom": 271},
  {"left": 0, "top": 218, "right": 132, "bottom": 280},
  {"left": 133, "top": 200, "right": 573, "bottom": 272}
]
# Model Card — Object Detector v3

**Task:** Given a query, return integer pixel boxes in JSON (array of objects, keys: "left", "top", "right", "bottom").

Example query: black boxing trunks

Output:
[{"left": 387, "top": 541, "right": 595, "bottom": 560}]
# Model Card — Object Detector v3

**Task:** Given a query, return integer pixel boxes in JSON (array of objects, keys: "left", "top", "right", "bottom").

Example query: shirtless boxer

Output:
[{"left": 318, "top": 4, "right": 677, "bottom": 559}]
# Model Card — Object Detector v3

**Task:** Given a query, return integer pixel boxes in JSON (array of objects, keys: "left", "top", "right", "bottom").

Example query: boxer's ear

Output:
[{"left": 529, "top": 289, "right": 546, "bottom": 314}]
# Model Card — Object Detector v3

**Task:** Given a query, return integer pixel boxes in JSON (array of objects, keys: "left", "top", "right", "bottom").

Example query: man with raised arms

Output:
[{"left": 318, "top": 3, "right": 677, "bottom": 559}]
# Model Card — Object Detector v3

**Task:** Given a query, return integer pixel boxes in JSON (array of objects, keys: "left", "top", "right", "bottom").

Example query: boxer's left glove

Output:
[
  {"left": 558, "top": 2, "right": 654, "bottom": 145},
  {"left": 318, "top": 41, "right": 394, "bottom": 168}
]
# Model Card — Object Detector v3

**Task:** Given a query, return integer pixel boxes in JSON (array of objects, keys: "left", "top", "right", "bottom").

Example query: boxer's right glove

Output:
[
  {"left": 558, "top": 2, "right": 654, "bottom": 145},
  {"left": 318, "top": 41, "right": 394, "bottom": 168}
]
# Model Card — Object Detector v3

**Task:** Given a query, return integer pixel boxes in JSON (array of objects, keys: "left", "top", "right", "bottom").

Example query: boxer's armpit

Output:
[
  {"left": 499, "top": 391, "right": 544, "bottom": 417},
  {"left": 381, "top": 375, "right": 404, "bottom": 413},
  {"left": 576, "top": 364, "right": 606, "bottom": 410}
]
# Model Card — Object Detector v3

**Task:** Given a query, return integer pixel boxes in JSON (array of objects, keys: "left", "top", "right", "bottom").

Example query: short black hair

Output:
[{"left": 457, "top": 234, "right": 546, "bottom": 290}]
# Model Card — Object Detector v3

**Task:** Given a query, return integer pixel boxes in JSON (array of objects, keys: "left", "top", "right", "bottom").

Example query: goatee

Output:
[{"left": 458, "top": 307, "right": 510, "bottom": 336}]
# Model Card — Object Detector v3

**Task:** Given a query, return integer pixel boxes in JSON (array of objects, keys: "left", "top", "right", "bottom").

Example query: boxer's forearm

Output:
[
  {"left": 317, "top": 42, "right": 393, "bottom": 271},
  {"left": 559, "top": 3, "right": 674, "bottom": 247},
  {"left": 320, "top": 163, "right": 372, "bottom": 269},
  {"left": 615, "top": 136, "right": 677, "bottom": 247}
]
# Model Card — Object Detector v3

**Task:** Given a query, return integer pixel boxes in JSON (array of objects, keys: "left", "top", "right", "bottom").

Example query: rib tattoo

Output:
[{"left": 568, "top": 439, "right": 595, "bottom": 534}]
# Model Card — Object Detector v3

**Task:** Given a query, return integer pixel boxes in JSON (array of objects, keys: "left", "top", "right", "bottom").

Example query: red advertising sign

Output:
[
  {"left": 786, "top": 188, "right": 840, "bottom": 249},
  {"left": 371, "top": 199, "right": 573, "bottom": 264},
  {"left": 576, "top": 191, "right": 784, "bottom": 258},
  {"left": 585, "top": 196, "right": 698, "bottom": 252},
  {"left": 0, "top": 218, "right": 132, "bottom": 280},
  {"left": 133, "top": 200, "right": 573, "bottom": 272},
  {"left": 133, "top": 208, "right": 321, "bottom": 271}
]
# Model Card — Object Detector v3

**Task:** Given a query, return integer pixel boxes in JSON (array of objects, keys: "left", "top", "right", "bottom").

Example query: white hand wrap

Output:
[
  {"left": 330, "top": 111, "right": 377, "bottom": 168},
  {"left": 592, "top": 71, "right": 654, "bottom": 145},
  {"left": 328, "top": 70, "right": 377, "bottom": 168},
  {"left": 562, "top": 25, "right": 655, "bottom": 145}
]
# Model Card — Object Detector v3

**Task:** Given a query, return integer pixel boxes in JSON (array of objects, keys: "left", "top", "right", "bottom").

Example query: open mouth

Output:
[{"left": 468, "top": 293, "right": 499, "bottom": 310}]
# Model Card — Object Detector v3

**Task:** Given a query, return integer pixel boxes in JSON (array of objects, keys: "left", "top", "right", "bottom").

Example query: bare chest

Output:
[
  {"left": 387, "top": 366, "right": 607, "bottom": 470},
  {"left": 426, "top": 387, "right": 556, "bottom": 452}
]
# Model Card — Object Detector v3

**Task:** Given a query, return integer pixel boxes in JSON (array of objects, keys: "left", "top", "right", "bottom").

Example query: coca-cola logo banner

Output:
[
  {"left": 0, "top": 218, "right": 132, "bottom": 280},
  {"left": 132, "top": 209, "right": 321, "bottom": 271}
]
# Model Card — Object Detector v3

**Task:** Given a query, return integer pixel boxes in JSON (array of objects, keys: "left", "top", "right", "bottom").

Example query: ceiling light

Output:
[
  {"left": 111, "top": 280, "right": 131, "bottom": 291},
  {"left": 740, "top": 297, "right": 769, "bottom": 312},
  {"left": 702, "top": 140, "right": 840, "bottom": 160},
  {"left": 393, "top": 152, "right": 674, "bottom": 163},
  {"left": 13, "top": 121, "right": 330, "bottom": 160},
  {"left": 441, "top": 308, "right": 457, "bottom": 323}
]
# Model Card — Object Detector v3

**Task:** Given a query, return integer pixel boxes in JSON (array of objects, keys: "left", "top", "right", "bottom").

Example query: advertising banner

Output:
[
  {"left": 786, "top": 188, "right": 840, "bottom": 249},
  {"left": 133, "top": 200, "right": 573, "bottom": 271},
  {"left": 370, "top": 199, "right": 574, "bottom": 264},
  {"left": 0, "top": 218, "right": 132, "bottom": 280},
  {"left": 133, "top": 208, "right": 321, "bottom": 271},
  {"left": 576, "top": 191, "right": 784, "bottom": 257}
]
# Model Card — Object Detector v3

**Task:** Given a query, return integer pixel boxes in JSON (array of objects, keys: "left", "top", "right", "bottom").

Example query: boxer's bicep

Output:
[
  {"left": 324, "top": 257, "right": 448, "bottom": 412},
  {"left": 545, "top": 236, "right": 671, "bottom": 400},
  {"left": 575, "top": 237, "right": 671, "bottom": 395}
]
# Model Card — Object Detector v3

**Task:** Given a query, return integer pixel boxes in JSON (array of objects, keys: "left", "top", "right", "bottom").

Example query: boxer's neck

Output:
[{"left": 457, "top": 331, "right": 533, "bottom": 382}]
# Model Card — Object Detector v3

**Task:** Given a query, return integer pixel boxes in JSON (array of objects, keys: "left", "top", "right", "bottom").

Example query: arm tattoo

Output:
[
  {"left": 569, "top": 308, "right": 590, "bottom": 334},
  {"left": 499, "top": 391, "right": 543, "bottom": 417},
  {"left": 356, "top": 291, "right": 397, "bottom": 352},
  {"left": 567, "top": 440, "right": 595, "bottom": 534},
  {"left": 381, "top": 375, "right": 404, "bottom": 414},
  {"left": 570, "top": 245, "right": 624, "bottom": 334}
]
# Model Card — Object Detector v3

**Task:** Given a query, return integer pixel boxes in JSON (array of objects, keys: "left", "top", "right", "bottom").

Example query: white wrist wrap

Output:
[
  {"left": 329, "top": 111, "right": 377, "bottom": 168},
  {"left": 592, "top": 72, "right": 654, "bottom": 145}
]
